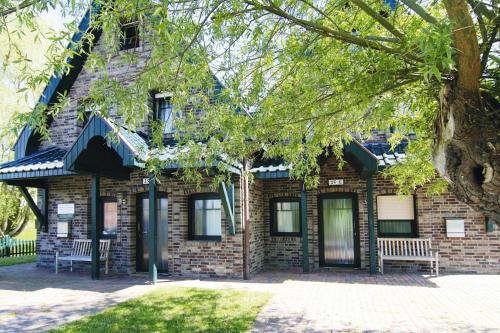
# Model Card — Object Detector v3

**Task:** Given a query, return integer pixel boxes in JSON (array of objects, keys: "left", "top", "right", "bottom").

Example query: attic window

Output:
[
  {"left": 155, "top": 92, "right": 174, "bottom": 134},
  {"left": 120, "top": 21, "right": 140, "bottom": 50}
]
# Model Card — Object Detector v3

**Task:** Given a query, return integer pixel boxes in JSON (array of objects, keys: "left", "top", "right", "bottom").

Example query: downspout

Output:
[
  {"left": 301, "top": 181, "right": 309, "bottom": 273},
  {"left": 367, "top": 173, "right": 377, "bottom": 275}
]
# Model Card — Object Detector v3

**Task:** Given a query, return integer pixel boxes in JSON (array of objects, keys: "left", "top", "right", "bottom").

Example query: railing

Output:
[{"left": 0, "top": 236, "right": 36, "bottom": 258}]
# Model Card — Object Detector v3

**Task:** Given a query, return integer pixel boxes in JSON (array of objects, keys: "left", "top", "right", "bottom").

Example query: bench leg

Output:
[
  {"left": 380, "top": 259, "right": 384, "bottom": 274},
  {"left": 55, "top": 252, "right": 58, "bottom": 274},
  {"left": 70, "top": 260, "right": 73, "bottom": 272},
  {"left": 105, "top": 259, "right": 109, "bottom": 275},
  {"left": 435, "top": 254, "right": 439, "bottom": 276}
]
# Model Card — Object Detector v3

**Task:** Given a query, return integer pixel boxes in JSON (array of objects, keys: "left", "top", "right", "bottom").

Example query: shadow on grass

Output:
[{"left": 48, "top": 287, "right": 271, "bottom": 333}]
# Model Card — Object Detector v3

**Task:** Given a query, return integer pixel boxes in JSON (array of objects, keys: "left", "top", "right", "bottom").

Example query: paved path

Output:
[{"left": 0, "top": 264, "right": 499, "bottom": 332}]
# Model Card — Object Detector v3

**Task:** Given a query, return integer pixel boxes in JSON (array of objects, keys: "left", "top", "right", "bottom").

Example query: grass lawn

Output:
[
  {"left": 0, "top": 255, "right": 36, "bottom": 266},
  {"left": 49, "top": 287, "right": 271, "bottom": 333}
]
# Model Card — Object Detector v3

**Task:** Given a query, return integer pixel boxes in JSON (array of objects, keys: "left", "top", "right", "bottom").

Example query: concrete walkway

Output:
[{"left": 0, "top": 264, "right": 499, "bottom": 332}]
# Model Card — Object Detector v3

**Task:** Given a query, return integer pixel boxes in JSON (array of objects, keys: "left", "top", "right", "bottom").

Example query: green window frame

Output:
[
  {"left": 188, "top": 193, "right": 222, "bottom": 241},
  {"left": 270, "top": 198, "right": 301, "bottom": 237},
  {"left": 377, "top": 195, "right": 417, "bottom": 238}
]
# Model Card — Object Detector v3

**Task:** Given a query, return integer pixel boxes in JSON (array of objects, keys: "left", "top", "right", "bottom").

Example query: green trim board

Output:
[
  {"left": 0, "top": 168, "right": 74, "bottom": 181},
  {"left": 300, "top": 188, "right": 309, "bottom": 272},
  {"left": 219, "top": 181, "right": 236, "bottom": 235},
  {"left": 148, "top": 173, "right": 158, "bottom": 284},
  {"left": 14, "top": 5, "right": 102, "bottom": 159},
  {"left": 91, "top": 174, "right": 101, "bottom": 280},
  {"left": 18, "top": 186, "right": 48, "bottom": 232},
  {"left": 64, "top": 116, "right": 144, "bottom": 172},
  {"left": 366, "top": 175, "right": 376, "bottom": 275}
]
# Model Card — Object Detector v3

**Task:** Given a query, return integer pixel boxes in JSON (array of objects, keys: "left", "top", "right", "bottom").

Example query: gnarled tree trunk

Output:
[
  {"left": 433, "top": 0, "right": 499, "bottom": 223},
  {"left": 433, "top": 84, "right": 500, "bottom": 223}
]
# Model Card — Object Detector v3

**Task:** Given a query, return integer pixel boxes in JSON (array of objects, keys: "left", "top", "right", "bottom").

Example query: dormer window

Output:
[
  {"left": 155, "top": 92, "right": 174, "bottom": 134},
  {"left": 120, "top": 21, "right": 140, "bottom": 51}
]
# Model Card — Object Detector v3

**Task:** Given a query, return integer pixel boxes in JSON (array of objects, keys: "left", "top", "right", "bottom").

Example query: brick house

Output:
[{"left": 0, "top": 11, "right": 498, "bottom": 281}]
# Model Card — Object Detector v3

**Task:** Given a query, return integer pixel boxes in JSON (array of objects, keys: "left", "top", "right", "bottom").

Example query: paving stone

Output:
[{"left": 1, "top": 264, "right": 499, "bottom": 332}]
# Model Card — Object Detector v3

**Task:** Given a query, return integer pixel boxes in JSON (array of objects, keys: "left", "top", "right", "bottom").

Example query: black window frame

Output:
[
  {"left": 119, "top": 21, "right": 140, "bottom": 51},
  {"left": 100, "top": 196, "right": 118, "bottom": 239},
  {"left": 376, "top": 194, "right": 418, "bottom": 238},
  {"left": 154, "top": 96, "right": 174, "bottom": 134},
  {"left": 188, "top": 193, "right": 222, "bottom": 241},
  {"left": 270, "top": 197, "right": 302, "bottom": 237}
]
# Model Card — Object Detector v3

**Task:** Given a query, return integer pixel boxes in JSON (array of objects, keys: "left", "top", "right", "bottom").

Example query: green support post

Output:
[
  {"left": 301, "top": 185, "right": 309, "bottom": 273},
  {"left": 367, "top": 175, "right": 376, "bottom": 275},
  {"left": 148, "top": 173, "right": 158, "bottom": 284},
  {"left": 91, "top": 174, "right": 100, "bottom": 280}
]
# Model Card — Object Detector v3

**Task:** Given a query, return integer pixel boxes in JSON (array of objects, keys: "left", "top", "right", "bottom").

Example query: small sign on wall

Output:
[
  {"left": 57, "top": 203, "right": 75, "bottom": 218},
  {"left": 446, "top": 218, "right": 465, "bottom": 237},
  {"left": 142, "top": 178, "right": 150, "bottom": 185},
  {"left": 57, "top": 221, "right": 71, "bottom": 238},
  {"left": 328, "top": 179, "right": 344, "bottom": 186}
]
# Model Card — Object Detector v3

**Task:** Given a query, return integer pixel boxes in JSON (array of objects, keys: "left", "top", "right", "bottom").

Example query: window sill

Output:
[{"left": 101, "top": 235, "right": 117, "bottom": 240}]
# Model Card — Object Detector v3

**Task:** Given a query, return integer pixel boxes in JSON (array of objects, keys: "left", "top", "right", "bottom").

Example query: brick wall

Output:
[
  {"left": 249, "top": 155, "right": 500, "bottom": 274},
  {"left": 37, "top": 171, "right": 244, "bottom": 278}
]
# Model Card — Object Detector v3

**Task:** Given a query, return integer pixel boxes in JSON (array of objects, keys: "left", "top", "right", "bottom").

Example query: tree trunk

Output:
[
  {"left": 433, "top": 0, "right": 500, "bottom": 224},
  {"left": 433, "top": 83, "right": 500, "bottom": 223}
]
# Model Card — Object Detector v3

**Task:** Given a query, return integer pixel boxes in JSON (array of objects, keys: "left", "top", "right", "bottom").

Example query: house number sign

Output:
[
  {"left": 142, "top": 178, "right": 150, "bottom": 185},
  {"left": 328, "top": 179, "right": 344, "bottom": 186}
]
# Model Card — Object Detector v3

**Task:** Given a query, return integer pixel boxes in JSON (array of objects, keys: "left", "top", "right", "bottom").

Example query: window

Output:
[
  {"left": 377, "top": 195, "right": 416, "bottom": 237},
  {"left": 270, "top": 198, "right": 301, "bottom": 236},
  {"left": 188, "top": 193, "right": 222, "bottom": 241},
  {"left": 155, "top": 93, "right": 174, "bottom": 134},
  {"left": 101, "top": 197, "right": 118, "bottom": 238},
  {"left": 119, "top": 22, "right": 140, "bottom": 50}
]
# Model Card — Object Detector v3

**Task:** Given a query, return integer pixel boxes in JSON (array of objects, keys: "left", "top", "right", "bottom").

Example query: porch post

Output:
[
  {"left": 367, "top": 175, "right": 376, "bottom": 274},
  {"left": 148, "top": 173, "right": 158, "bottom": 284},
  {"left": 301, "top": 183, "right": 309, "bottom": 273},
  {"left": 91, "top": 174, "right": 101, "bottom": 280}
]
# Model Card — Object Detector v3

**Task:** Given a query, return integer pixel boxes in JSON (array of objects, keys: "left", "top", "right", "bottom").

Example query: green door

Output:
[{"left": 319, "top": 194, "right": 359, "bottom": 267}]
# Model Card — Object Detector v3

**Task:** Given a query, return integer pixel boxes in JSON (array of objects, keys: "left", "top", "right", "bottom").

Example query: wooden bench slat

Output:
[
  {"left": 377, "top": 238, "right": 439, "bottom": 276},
  {"left": 56, "top": 239, "right": 111, "bottom": 274}
]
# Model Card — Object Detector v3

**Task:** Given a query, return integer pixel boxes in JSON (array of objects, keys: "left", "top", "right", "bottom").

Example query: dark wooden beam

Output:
[
  {"left": 301, "top": 184, "right": 309, "bottom": 273},
  {"left": 7, "top": 179, "right": 47, "bottom": 188},
  {"left": 18, "top": 186, "right": 47, "bottom": 232},
  {"left": 367, "top": 175, "right": 377, "bottom": 274},
  {"left": 148, "top": 173, "right": 158, "bottom": 284},
  {"left": 91, "top": 174, "right": 101, "bottom": 280},
  {"left": 219, "top": 181, "right": 235, "bottom": 235}
]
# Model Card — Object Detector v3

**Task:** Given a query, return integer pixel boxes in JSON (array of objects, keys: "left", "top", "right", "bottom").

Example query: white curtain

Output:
[
  {"left": 195, "top": 199, "right": 221, "bottom": 236},
  {"left": 276, "top": 202, "right": 300, "bottom": 232}
]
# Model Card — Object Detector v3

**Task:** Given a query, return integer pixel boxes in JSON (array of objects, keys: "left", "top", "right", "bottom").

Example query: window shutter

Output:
[{"left": 377, "top": 195, "right": 414, "bottom": 220}]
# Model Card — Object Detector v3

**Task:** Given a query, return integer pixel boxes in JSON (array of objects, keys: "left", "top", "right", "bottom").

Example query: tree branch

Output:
[
  {"left": 0, "top": 0, "right": 41, "bottom": 17},
  {"left": 443, "top": 0, "right": 481, "bottom": 97},
  {"left": 480, "top": 20, "right": 499, "bottom": 73},
  {"left": 244, "top": 0, "right": 420, "bottom": 62},
  {"left": 349, "top": 0, "right": 405, "bottom": 40},
  {"left": 399, "top": 0, "right": 438, "bottom": 25}
]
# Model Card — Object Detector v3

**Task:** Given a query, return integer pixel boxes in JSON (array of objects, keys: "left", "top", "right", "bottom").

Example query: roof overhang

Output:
[{"left": 63, "top": 116, "right": 147, "bottom": 176}]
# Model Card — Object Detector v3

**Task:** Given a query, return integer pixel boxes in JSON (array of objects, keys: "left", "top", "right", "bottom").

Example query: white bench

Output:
[
  {"left": 378, "top": 238, "right": 439, "bottom": 276},
  {"left": 55, "top": 239, "right": 111, "bottom": 274}
]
